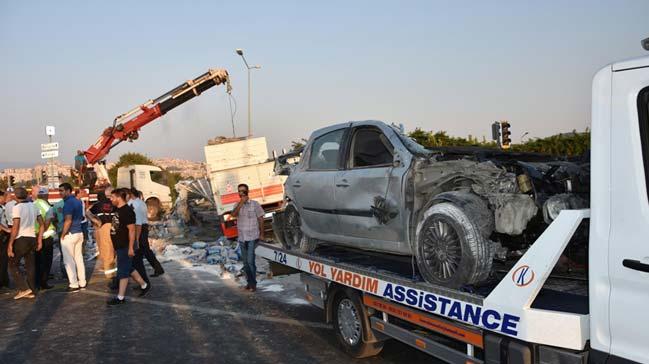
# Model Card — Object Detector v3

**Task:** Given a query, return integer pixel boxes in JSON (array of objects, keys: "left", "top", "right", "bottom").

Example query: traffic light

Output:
[
  {"left": 491, "top": 122, "right": 501, "bottom": 142},
  {"left": 9, "top": 175, "right": 15, "bottom": 187},
  {"left": 501, "top": 121, "right": 511, "bottom": 150}
]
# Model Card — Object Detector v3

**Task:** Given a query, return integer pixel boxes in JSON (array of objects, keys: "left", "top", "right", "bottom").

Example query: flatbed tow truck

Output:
[{"left": 256, "top": 49, "right": 649, "bottom": 364}]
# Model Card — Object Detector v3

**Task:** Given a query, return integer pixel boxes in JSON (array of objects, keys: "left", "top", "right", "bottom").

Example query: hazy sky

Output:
[{"left": 1, "top": 0, "right": 647, "bottom": 168}]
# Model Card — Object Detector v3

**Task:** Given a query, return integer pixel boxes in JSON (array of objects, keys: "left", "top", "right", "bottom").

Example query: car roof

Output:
[{"left": 310, "top": 120, "right": 389, "bottom": 139}]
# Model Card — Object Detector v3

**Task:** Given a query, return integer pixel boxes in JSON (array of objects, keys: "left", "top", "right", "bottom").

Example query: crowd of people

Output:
[
  {"left": 1, "top": 181, "right": 263, "bottom": 304},
  {"left": 0, "top": 184, "right": 165, "bottom": 305}
]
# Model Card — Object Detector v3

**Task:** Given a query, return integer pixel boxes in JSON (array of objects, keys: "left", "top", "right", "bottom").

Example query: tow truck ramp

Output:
[{"left": 256, "top": 209, "right": 591, "bottom": 364}]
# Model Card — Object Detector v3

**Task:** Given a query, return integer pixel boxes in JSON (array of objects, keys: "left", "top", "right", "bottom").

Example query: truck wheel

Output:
[
  {"left": 415, "top": 202, "right": 492, "bottom": 288},
  {"left": 283, "top": 204, "right": 316, "bottom": 253},
  {"left": 332, "top": 289, "right": 384, "bottom": 358},
  {"left": 146, "top": 197, "right": 162, "bottom": 221}
]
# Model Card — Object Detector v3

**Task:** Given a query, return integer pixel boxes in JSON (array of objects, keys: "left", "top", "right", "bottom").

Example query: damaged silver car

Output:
[{"left": 273, "top": 120, "right": 589, "bottom": 288}]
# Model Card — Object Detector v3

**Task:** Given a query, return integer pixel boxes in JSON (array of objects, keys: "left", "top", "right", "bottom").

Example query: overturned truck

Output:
[{"left": 273, "top": 120, "right": 589, "bottom": 288}]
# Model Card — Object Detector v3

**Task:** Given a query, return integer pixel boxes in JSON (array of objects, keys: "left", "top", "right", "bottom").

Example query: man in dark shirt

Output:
[{"left": 107, "top": 188, "right": 150, "bottom": 305}]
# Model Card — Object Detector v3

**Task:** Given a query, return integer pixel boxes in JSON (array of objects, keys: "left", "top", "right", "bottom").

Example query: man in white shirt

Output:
[
  {"left": 128, "top": 188, "right": 164, "bottom": 279},
  {"left": 7, "top": 187, "right": 45, "bottom": 299}
]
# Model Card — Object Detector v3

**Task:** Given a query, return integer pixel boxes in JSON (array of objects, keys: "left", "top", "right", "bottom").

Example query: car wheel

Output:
[
  {"left": 332, "top": 289, "right": 384, "bottom": 358},
  {"left": 283, "top": 204, "right": 316, "bottom": 253},
  {"left": 415, "top": 202, "right": 492, "bottom": 288}
]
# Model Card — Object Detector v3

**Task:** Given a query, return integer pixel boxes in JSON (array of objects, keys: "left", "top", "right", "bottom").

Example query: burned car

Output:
[{"left": 273, "top": 120, "right": 589, "bottom": 288}]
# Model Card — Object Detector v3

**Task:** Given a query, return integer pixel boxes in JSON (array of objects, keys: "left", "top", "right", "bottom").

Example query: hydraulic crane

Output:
[{"left": 78, "top": 68, "right": 231, "bottom": 188}]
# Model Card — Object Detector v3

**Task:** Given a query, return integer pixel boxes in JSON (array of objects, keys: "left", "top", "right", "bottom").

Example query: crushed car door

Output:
[
  {"left": 334, "top": 126, "right": 408, "bottom": 249},
  {"left": 290, "top": 127, "right": 347, "bottom": 237}
]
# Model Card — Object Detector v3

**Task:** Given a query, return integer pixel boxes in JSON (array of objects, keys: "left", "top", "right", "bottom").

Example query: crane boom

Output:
[{"left": 84, "top": 68, "right": 231, "bottom": 165}]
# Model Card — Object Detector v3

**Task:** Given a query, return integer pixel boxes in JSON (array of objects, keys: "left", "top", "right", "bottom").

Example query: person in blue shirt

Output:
[{"left": 59, "top": 183, "right": 86, "bottom": 291}]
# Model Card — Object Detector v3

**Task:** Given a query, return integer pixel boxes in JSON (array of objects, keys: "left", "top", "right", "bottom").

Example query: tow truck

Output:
[
  {"left": 258, "top": 48, "right": 649, "bottom": 363},
  {"left": 75, "top": 68, "right": 231, "bottom": 216}
]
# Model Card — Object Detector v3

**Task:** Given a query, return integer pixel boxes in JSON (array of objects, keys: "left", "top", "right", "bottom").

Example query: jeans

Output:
[
  {"left": 8, "top": 237, "right": 36, "bottom": 292},
  {"left": 61, "top": 232, "right": 86, "bottom": 288},
  {"left": 0, "top": 232, "right": 9, "bottom": 287},
  {"left": 139, "top": 224, "right": 164, "bottom": 274},
  {"left": 115, "top": 248, "right": 134, "bottom": 279},
  {"left": 35, "top": 236, "right": 54, "bottom": 287},
  {"left": 240, "top": 240, "right": 257, "bottom": 287},
  {"left": 132, "top": 248, "right": 150, "bottom": 284}
]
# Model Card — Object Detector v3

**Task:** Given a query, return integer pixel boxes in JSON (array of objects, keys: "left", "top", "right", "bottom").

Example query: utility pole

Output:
[{"left": 236, "top": 49, "right": 261, "bottom": 138}]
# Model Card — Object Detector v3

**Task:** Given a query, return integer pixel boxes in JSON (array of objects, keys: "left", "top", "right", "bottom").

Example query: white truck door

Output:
[{"left": 608, "top": 64, "right": 649, "bottom": 363}]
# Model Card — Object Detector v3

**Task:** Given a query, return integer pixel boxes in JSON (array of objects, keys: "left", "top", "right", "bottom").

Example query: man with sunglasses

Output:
[{"left": 231, "top": 183, "right": 264, "bottom": 292}]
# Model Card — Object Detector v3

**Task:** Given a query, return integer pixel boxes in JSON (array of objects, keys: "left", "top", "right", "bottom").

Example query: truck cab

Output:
[
  {"left": 116, "top": 164, "right": 172, "bottom": 219},
  {"left": 589, "top": 54, "right": 649, "bottom": 363}
]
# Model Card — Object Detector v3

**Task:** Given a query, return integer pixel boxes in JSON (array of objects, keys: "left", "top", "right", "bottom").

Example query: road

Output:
[{"left": 0, "top": 249, "right": 438, "bottom": 364}]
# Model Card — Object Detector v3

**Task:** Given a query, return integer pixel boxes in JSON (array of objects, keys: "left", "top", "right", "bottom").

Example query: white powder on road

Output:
[{"left": 260, "top": 284, "right": 284, "bottom": 292}]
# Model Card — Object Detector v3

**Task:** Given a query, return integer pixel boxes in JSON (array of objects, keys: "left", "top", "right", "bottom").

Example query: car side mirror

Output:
[{"left": 393, "top": 154, "right": 402, "bottom": 167}]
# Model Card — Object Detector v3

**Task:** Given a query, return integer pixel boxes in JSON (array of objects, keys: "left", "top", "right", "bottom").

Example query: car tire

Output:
[
  {"left": 415, "top": 202, "right": 492, "bottom": 288},
  {"left": 332, "top": 288, "right": 384, "bottom": 358},
  {"left": 282, "top": 204, "right": 316, "bottom": 253}
]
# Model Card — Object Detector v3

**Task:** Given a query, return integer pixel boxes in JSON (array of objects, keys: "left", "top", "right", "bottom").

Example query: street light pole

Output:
[{"left": 236, "top": 49, "right": 261, "bottom": 138}]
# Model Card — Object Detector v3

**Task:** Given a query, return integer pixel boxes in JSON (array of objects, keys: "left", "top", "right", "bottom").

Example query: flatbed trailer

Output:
[{"left": 256, "top": 209, "right": 592, "bottom": 364}]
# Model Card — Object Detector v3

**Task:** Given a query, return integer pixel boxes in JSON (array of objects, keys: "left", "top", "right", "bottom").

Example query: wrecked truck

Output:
[{"left": 272, "top": 120, "right": 589, "bottom": 288}]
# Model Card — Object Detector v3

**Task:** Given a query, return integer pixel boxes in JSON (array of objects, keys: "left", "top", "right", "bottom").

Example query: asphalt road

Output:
[{"left": 0, "top": 251, "right": 439, "bottom": 364}]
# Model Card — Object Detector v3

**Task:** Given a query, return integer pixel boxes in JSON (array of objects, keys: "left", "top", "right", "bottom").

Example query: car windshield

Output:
[{"left": 389, "top": 125, "right": 431, "bottom": 156}]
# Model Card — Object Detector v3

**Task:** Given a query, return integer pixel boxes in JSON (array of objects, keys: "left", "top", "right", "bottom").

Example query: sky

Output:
[{"left": 1, "top": 0, "right": 647, "bottom": 168}]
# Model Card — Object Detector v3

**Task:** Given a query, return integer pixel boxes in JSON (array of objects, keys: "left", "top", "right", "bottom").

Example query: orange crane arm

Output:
[{"left": 84, "top": 69, "right": 231, "bottom": 165}]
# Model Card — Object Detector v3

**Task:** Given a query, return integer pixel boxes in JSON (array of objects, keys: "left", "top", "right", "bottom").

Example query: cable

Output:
[{"left": 227, "top": 93, "right": 238, "bottom": 137}]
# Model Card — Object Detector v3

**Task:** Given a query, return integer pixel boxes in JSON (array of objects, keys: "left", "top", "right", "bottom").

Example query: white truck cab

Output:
[
  {"left": 116, "top": 164, "right": 172, "bottom": 219},
  {"left": 589, "top": 54, "right": 649, "bottom": 363}
]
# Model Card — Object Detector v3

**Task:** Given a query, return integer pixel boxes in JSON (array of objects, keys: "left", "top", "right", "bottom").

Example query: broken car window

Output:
[
  {"left": 309, "top": 128, "right": 345, "bottom": 170},
  {"left": 351, "top": 129, "right": 393, "bottom": 167},
  {"left": 389, "top": 125, "right": 431, "bottom": 156}
]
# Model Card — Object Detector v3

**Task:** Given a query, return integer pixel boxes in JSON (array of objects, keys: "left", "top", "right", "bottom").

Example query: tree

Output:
[
  {"left": 407, "top": 128, "right": 589, "bottom": 157},
  {"left": 290, "top": 138, "right": 308, "bottom": 151}
]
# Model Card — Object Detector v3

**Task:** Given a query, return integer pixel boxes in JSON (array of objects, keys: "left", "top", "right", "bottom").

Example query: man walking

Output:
[
  {"left": 7, "top": 187, "right": 45, "bottom": 299},
  {"left": 32, "top": 187, "right": 56, "bottom": 290},
  {"left": 87, "top": 190, "right": 116, "bottom": 279},
  {"left": 107, "top": 188, "right": 150, "bottom": 305},
  {"left": 231, "top": 183, "right": 264, "bottom": 292},
  {"left": 59, "top": 183, "right": 86, "bottom": 291},
  {"left": 128, "top": 188, "right": 164, "bottom": 278}
]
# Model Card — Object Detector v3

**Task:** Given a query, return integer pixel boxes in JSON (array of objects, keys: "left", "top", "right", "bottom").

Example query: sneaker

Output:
[
  {"left": 79, "top": 285, "right": 87, "bottom": 291},
  {"left": 40, "top": 283, "right": 54, "bottom": 290},
  {"left": 67, "top": 286, "right": 80, "bottom": 293},
  {"left": 106, "top": 297, "right": 125, "bottom": 306},
  {"left": 138, "top": 284, "right": 151, "bottom": 297},
  {"left": 24, "top": 293, "right": 36, "bottom": 299},
  {"left": 242, "top": 284, "right": 251, "bottom": 290},
  {"left": 249, "top": 286, "right": 257, "bottom": 293},
  {"left": 151, "top": 271, "right": 165, "bottom": 277},
  {"left": 13, "top": 289, "right": 33, "bottom": 300}
]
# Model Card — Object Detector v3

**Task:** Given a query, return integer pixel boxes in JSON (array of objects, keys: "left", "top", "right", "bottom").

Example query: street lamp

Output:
[{"left": 235, "top": 48, "right": 261, "bottom": 137}]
